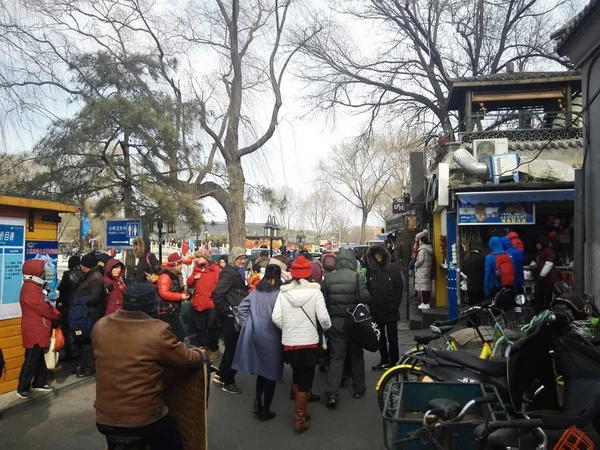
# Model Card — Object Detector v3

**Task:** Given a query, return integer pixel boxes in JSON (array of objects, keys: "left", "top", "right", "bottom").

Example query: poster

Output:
[
  {"left": 25, "top": 241, "right": 59, "bottom": 304},
  {"left": 458, "top": 202, "right": 535, "bottom": 225},
  {"left": 0, "top": 218, "right": 26, "bottom": 320}
]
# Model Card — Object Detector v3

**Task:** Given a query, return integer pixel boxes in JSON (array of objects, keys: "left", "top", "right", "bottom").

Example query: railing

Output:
[{"left": 461, "top": 109, "right": 582, "bottom": 133}]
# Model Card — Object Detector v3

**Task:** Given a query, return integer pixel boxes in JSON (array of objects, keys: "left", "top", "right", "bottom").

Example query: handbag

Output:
[
  {"left": 54, "top": 327, "right": 65, "bottom": 352},
  {"left": 44, "top": 330, "right": 60, "bottom": 370},
  {"left": 344, "top": 273, "right": 381, "bottom": 352}
]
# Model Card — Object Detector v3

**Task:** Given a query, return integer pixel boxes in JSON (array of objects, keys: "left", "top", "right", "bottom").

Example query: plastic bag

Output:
[{"left": 54, "top": 327, "right": 65, "bottom": 352}]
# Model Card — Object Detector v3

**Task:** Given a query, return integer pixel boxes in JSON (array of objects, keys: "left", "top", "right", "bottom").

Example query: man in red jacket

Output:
[
  {"left": 17, "top": 259, "right": 61, "bottom": 399},
  {"left": 157, "top": 253, "right": 189, "bottom": 342},
  {"left": 186, "top": 248, "right": 221, "bottom": 360}
]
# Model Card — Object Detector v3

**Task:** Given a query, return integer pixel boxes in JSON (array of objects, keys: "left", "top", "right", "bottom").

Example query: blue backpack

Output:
[{"left": 69, "top": 294, "right": 94, "bottom": 341}]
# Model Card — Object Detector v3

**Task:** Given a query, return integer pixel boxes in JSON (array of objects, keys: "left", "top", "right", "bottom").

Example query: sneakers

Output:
[
  {"left": 326, "top": 393, "right": 339, "bottom": 409},
  {"left": 222, "top": 383, "right": 242, "bottom": 394},
  {"left": 76, "top": 370, "right": 95, "bottom": 378},
  {"left": 32, "top": 385, "right": 55, "bottom": 393},
  {"left": 418, "top": 303, "right": 431, "bottom": 310},
  {"left": 212, "top": 374, "right": 224, "bottom": 385},
  {"left": 16, "top": 391, "right": 33, "bottom": 400},
  {"left": 371, "top": 361, "right": 391, "bottom": 372}
]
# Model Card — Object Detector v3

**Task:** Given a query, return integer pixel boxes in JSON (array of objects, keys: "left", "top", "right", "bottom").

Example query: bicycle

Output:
[{"left": 377, "top": 289, "right": 535, "bottom": 412}]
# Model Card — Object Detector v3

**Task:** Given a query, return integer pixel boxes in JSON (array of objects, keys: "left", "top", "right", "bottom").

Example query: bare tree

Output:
[
  {"left": 0, "top": 0, "right": 320, "bottom": 248},
  {"left": 318, "top": 135, "right": 398, "bottom": 243},
  {"left": 297, "top": 0, "right": 575, "bottom": 138},
  {"left": 300, "top": 188, "right": 335, "bottom": 245},
  {"left": 329, "top": 203, "right": 353, "bottom": 245},
  {"left": 260, "top": 185, "right": 301, "bottom": 239}
]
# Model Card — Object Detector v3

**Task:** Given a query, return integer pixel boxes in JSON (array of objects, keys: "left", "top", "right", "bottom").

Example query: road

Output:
[{"left": 0, "top": 345, "right": 410, "bottom": 450}]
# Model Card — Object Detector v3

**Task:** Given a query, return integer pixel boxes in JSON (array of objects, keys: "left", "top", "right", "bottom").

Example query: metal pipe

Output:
[
  {"left": 575, "top": 168, "right": 584, "bottom": 298},
  {"left": 452, "top": 148, "right": 489, "bottom": 177}
]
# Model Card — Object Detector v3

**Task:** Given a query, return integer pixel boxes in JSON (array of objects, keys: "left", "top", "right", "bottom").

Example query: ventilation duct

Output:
[{"left": 453, "top": 148, "right": 489, "bottom": 177}]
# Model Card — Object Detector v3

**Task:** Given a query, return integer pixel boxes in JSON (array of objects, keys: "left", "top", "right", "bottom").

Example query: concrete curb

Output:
[{"left": 0, "top": 375, "right": 95, "bottom": 421}]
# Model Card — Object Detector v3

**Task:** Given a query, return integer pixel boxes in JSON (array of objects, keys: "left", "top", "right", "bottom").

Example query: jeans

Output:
[
  {"left": 159, "top": 312, "right": 186, "bottom": 342},
  {"left": 218, "top": 316, "right": 239, "bottom": 385},
  {"left": 377, "top": 321, "right": 399, "bottom": 365},
  {"left": 17, "top": 345, "right": 48, "bottom": 392},
  {"left": 97, "top": 414, "right": 182, "bottom": 450},
  {"left": 325, "top": 317, "right": 366, "bottom": 396},
  {"left": 193, "top": 309, "right": 219, "bottom": 351}
]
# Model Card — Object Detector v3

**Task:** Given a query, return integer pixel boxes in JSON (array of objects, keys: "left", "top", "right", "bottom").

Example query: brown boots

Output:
[{"left": 294, "top": 391, "right": 310, "bottom": 434}]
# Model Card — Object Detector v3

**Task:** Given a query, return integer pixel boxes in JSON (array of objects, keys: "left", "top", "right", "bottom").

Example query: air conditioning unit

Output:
[
  {"left": 472, "top": 138, "right": 509, "bottom": 159},
  {"left": 484, "top": 153, "right": 520, "bottom": 184}
]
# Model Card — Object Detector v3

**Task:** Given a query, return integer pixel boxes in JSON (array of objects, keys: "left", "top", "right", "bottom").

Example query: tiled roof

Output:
[
  {"left": 552, "top": 0, "right": 600, "bottom": 54},
  {"left": 450, "top": 71, "right": 580, "bottom": 84},
  {"left": 462, "top": 139, "right": 583, "bottom": 151}
]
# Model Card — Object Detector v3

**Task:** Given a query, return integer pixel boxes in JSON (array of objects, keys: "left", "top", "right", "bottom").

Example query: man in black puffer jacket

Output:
[
  {"left": 322, "top": 248, "right": 371, "bottom": 408},
  {"left": 366, "top": 244, "right": 403, "bottom": 372}
]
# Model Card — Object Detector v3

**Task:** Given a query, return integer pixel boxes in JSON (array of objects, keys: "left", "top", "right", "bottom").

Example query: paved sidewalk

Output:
[{"left": 0, "top": 361, "right": 94, "bottom": 420}]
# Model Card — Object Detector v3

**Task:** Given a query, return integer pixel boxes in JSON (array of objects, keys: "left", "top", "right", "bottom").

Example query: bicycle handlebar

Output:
[{"left": 485, "top": 418, "right": 544, "bottom": 431}]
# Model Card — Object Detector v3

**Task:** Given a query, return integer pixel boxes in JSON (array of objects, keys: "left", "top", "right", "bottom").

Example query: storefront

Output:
[
  {"left": 0, "top": 196, "right": 79, "bottom": 394},
  {"left": 447, "top": 184, "right": 574, "bottom": 314}
]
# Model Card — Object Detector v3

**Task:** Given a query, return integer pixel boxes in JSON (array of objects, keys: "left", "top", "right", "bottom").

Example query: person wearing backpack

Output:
[
  {"left": 502, "top": 236, "right": 525, "bottom": 292},
  {"left": 17, "top": 260, "right": 61, "bottom": 399},
  {"left": 484, "top": 237, "right": 515, "bottom": 308},
  {"left": 71, "top": 252, "right": 106, "bottom": 378}
]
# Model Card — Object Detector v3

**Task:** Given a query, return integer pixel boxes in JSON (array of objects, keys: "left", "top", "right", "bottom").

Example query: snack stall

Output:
[{"left": 453, "top": 186, "right": 574, "bottom": 304}]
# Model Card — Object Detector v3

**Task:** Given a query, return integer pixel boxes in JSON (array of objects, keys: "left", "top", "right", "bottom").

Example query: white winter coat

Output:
[
  {"left": 272, "top": 279, "right": 331, "bottom": 346},
  {"left": 415, "top": 244, "right": 433, "bottom": 292}
]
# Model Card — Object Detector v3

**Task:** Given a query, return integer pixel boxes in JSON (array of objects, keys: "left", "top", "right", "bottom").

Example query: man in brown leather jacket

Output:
[{"left": 92, "top": 283, "right": 205, "bottom": 450}]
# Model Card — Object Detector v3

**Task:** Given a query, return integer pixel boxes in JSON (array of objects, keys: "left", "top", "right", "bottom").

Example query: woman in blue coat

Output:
[{"left": 233, "top": 264, "right": 283, "bottom": 421}]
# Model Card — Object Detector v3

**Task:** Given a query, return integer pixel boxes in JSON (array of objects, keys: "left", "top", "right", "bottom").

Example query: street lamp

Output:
[
  {"left": 296, "top": 230, "right": 305, "bottom": 250},
  {"left": 264, "top": 215, "right": 280, "bottom": 257}
]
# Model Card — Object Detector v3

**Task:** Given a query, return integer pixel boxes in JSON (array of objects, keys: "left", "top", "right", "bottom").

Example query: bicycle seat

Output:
[
  {"left": 430, "top": 325, "right": 454, "bottom": 335},
  {"left": 414, "top": 333, "right": 440, "bottom": 345},
  {"left": 428, "top": 398, "right": 462, "bottom": 421},
  {"left": 431, "top": 350, "right": 507, "bottom": 377}
]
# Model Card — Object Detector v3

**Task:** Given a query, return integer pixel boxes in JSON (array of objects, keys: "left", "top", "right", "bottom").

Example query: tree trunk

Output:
[
  {"left": 360, "top": 209, "right": 368, "bottom": 244},
  {"left": 121, "top": 137, "right": 137, "bottom": 284},
  {"left": 224, "top": 160, "right": 246, "bottom": 250}
]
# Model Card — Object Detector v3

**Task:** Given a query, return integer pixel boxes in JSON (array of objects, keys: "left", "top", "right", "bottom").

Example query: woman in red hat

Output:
[
  {"left": 187, "top": 248, "right": 221, "bottom": 360},
  {"left": 157, "top": 253, "right": 189, "bottom": 342},
  {"left": 272, "top": 256, "right": 331, "bottom": 434}
]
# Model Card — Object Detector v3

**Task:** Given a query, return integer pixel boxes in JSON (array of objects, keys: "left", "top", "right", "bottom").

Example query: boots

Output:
[{"left": 294, "top": 392, "right": 310, "bottom": 434}]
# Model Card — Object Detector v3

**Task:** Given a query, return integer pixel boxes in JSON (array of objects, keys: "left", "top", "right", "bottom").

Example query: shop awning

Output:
[{"left": 457, "top": 189, "right": 574, "bottom": 205}]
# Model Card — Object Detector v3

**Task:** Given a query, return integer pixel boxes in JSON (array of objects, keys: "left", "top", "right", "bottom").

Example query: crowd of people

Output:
[{"left": 15, "top": 236, "right": 408, "bottom": 447}]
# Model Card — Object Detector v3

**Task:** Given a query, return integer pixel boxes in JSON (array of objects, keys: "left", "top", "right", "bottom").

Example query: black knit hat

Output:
[
  {"left": 81, "top": 252, "right": 98, "bottom": 269},
  {"left": 68, "top": 256, "right": 81, "bottom": 270},
  {"left": 123, "top": 283, "right": 158, "bottom": 316},
  {"left": 96, "top": 253, "right": 112, "bottom": 265}
]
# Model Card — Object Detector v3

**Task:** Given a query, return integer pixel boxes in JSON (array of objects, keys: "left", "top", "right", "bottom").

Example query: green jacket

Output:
[{"left": 323, "top": 249, "right": 371, "bottom": 318}]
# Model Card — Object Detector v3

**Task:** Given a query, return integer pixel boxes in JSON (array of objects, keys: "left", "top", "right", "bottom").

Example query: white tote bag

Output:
[{"left": 44, "top": 330, "right": 60, "bottom": 370}]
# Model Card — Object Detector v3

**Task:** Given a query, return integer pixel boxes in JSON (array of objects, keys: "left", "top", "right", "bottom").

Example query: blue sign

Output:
[
  {"left": 25, "top": 241, "right": 59, "bottom": 303},
  {"left": 458, "top": 202, "right": 535, "bottom": 225},
  {"left": 0, "top": 219, "right": 25, "bottom": 320},
  {"left": 106, "top": 219, "right": 142, "bottom": 248}
]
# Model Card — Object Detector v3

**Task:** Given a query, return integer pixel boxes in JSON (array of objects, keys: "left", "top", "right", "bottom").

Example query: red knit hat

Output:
[
  {"left": 291, "top": 256, "right": 312, "bottom": 280},
  {"left": 167, "top": 252, "right": 183, "bottom": 267}
]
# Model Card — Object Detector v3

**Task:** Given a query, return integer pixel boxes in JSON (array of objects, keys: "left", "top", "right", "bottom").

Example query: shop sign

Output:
[
  {"left": 458, "top": 202, "right": 535, "bottom": 225},
  {"left": 392, "top": 199, "right": 407, "bottom": 214},
  {"left": 25, "top": 241, "right": 59, "bottom": 304},
  {"left": 0, "top": 218, "right": 26, "bottom": 320}
]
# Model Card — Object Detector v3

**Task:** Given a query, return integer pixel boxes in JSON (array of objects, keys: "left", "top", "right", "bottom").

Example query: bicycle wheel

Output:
[
  {"left": 398, "top": 348, "right": 426, "bottom": 365},
  {"left": 376, "top": 365, "right": 426, "bottom": 413}
]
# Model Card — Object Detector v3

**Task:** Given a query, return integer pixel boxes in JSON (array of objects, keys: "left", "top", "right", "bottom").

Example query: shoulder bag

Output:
[{"left": 344, "top": 273, "right": 381, "bottom": 352}]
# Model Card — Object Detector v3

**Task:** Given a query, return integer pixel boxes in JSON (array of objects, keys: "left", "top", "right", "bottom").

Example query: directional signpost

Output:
[{"left": 106, "top": 219, "right": 142, "bottom": 249}]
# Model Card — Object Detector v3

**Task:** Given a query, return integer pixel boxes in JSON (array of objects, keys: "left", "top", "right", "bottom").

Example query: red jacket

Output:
[
  {"left": 20, "top": 259, "right": 61, "bottom": 349},
  {"left": 186, "top": 262, "right": 220, "bottom": 312},
  {"left": 507, "top": 232, "right": 525, "bottom": 252},
  {"left": 103, "top": 259, "right": 126, "bottom": 316}
]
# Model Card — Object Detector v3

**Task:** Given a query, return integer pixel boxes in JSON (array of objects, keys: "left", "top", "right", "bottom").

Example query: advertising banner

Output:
[
  {"left": 25, "top": 241, "right": 59, "bottom": 304},
  {"left": 0, "top": 218, "right": 26, "bottom": 320},
  {"left": 458, "top": 202, "right": 535, "bottom": 225}
]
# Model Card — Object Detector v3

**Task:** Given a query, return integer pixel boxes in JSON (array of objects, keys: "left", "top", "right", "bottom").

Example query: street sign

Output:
[
  {"left": 106, "top": 219, "right": 142, "bottom": 248},
  {"left": 392, "top": 199, "right": 407, "bottom": 214}
]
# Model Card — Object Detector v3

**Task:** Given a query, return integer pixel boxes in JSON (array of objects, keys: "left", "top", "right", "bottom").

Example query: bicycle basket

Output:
[{"left": 554, "top": 425, "right": 595, "bottom": 450}]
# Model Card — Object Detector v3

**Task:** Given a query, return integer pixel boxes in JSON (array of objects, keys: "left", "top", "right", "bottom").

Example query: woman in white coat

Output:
[
  {"left": 272, "top": 256, "right": 331, "bottom": 435},
  {"left": 415, "top": 236, "right": 434, "bottom": 310}
]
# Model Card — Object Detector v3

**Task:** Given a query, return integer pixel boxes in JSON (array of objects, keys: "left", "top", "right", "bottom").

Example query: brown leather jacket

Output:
[{"left": 92, "top": 310, "right": 204, "bottom": 427}]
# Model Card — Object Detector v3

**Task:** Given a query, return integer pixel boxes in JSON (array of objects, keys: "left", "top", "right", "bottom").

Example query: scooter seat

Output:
[
  {"left": 431, "top": 350, "right": 506, "bottom": 377},
  {"left": 414, "top": 333, "right": 440, "bottom": 345}
]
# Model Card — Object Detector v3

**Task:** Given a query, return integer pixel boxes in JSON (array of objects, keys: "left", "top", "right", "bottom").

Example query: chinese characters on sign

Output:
[
  {"left": 106, "top": 219, "right": 142, "bottom": 249},
  {"left": 458, "top": 202, "right": 535, "bottom": 225},
  {"left": 0, "top": 219, "right": 26, "bottom": 320},
  {"left": 25, "top": 241, "right": 59, "bottom": 304}
]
